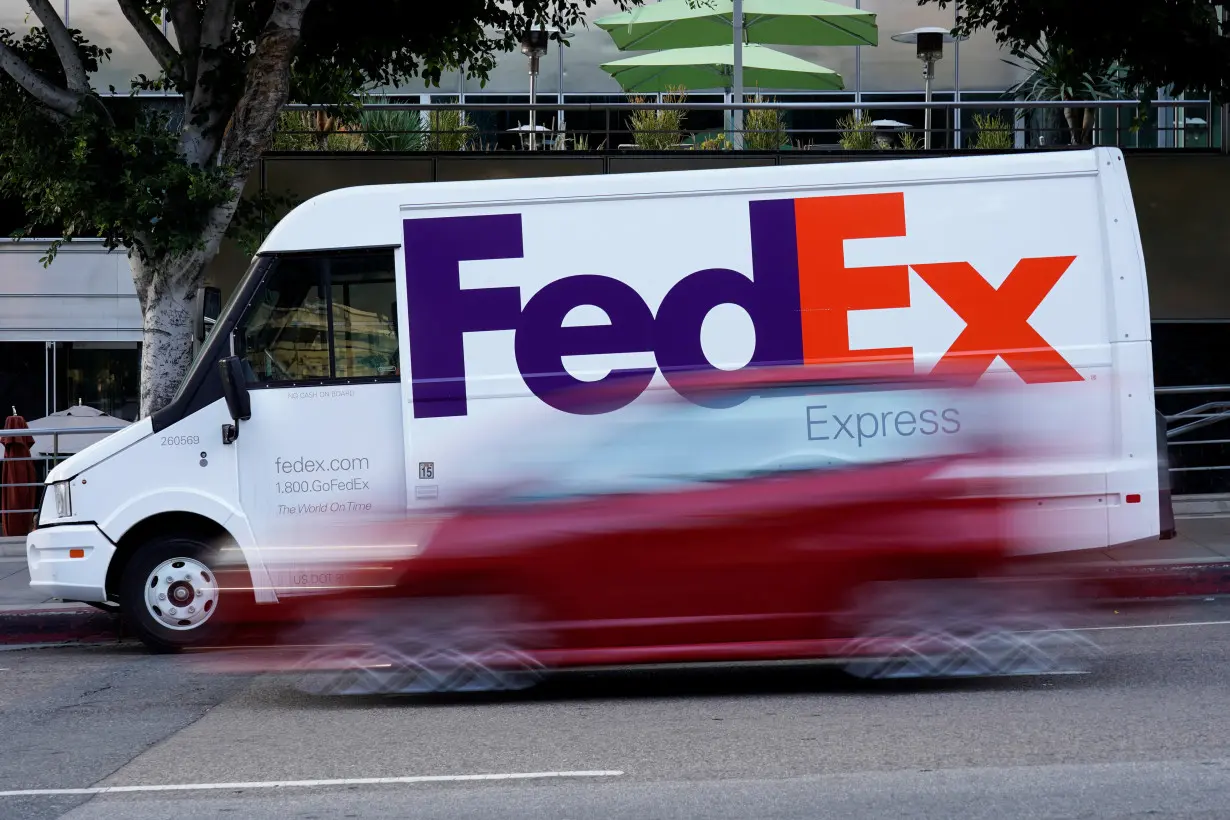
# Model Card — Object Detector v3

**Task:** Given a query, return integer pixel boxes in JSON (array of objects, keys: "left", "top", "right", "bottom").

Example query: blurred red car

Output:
[{"left": 204, "top": 366, "right": 1099, "bottom": 694}]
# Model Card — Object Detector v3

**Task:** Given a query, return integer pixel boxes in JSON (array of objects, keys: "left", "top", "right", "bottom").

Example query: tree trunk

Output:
[
  {"left": 1081, "top": 107, "right": 1096, "bottom": 144},
  {"left": 1064, "top": 107, "right": 1081, "bottom": 145},
  {"left": 131, "top": 188, "right": 244, "bottom": 418},
  {"left": 1063, "top": 106, "right": 1097, "bottom": 145},
  {"left": 134, "top": 254, "right": 199, "bottom": 419}
]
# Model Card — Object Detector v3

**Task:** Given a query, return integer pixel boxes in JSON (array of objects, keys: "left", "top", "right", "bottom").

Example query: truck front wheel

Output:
[{"left": 120, "top": 533, "right": 233, "bottom": 653}]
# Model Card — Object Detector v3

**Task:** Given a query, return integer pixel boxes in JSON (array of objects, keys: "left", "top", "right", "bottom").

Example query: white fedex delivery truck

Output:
[{"left": 26, "top": 147, "right": 1171, "bottom": 651}]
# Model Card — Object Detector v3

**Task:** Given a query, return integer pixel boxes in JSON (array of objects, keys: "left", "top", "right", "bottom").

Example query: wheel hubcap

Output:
[{"left": 144, "top": 557, "right": 219, "bottom": 630}]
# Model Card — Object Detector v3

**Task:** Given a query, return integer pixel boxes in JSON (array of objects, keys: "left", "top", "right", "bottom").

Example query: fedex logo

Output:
[{"left": 403, "top": 192, "right": 1082, "bottom": 419}]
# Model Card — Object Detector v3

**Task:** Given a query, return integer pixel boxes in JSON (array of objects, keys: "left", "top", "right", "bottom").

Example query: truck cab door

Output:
[{"left": 224, "top": 250, "right": 407, "bottom": 593}]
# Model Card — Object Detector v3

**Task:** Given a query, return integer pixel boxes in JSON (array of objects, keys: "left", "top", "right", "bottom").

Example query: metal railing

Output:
[
  {"left": 0, "top": 425, "right": 127, "bottom": 528},
  {"left": 270, "top": 98, "right": 1221, "bottom": 154},
  {"left": 1157, "top": 385, "right": 1230, "bottom": 495}
]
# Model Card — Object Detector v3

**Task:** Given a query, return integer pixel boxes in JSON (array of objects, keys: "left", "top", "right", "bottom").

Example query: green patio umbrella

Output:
[
  {"left": 600, "top": 43, "right": 844, "bottom": 93},
  {"left": 595, "top": 0, "right": 878, "bottom": 51}
]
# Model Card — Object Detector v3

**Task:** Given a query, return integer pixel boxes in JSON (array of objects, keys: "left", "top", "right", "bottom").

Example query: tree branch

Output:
[
  {"left": 179, "top": 0, "right": 237, "bottom": 166},
  {"left": 194, "top": 0, "right": 238, "bottom": 94},
  {"left": 219, "top": 0, "right": 313, "bottom": 177},
  {"left": 25, "top": 0, "right": 89, "bottom": 94},
  {"left": 0, "top": 39, "right": 81, "bottom": 117},
  {"left": 116, "top": 0, "right": 183, "bottom": 86},
  {"left": 199, "top": 0, "right": 238, "bottom": 46},
  {"left": 167, "top": 0, "right": 202, "bottom": 93}
]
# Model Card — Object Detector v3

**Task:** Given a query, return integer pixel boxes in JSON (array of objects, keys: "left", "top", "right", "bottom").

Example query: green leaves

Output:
[
  {"left": 0, "top": 22, "right": 227, "bottom": 265},
  {"left": 228, "top": 188, "right": 301, "bottom": 258},
  {"left": 0, "top": 0, "right": 641, "bottom": 270},
  {"left": 918, "top": 0, "right": 1230, "bottom": 99},
  {"left": 1002, "top": 44, "right": 1124, "bottom": 103},
  {"left": 358, "top": 107, "right": 426, "bottom": 152}
]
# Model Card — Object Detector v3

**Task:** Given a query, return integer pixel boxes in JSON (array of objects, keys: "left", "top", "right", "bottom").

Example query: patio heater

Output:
[
  {"left": 891, "top": 26, "right": 964, "bottom": 150},
  {"left": 520, "top": 27, "right": 550, "bottom": 150}
]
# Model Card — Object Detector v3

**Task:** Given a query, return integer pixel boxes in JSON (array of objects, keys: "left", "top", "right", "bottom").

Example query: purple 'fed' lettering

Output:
[
  {"left": 403, "top": 214, "right": 523, "bottom": 418},
  {"left": 515, "top": 274, "right": 656, "bottom": 414},
  {"left": 402, "top": 199, "right": 805, "bottom": 419}
]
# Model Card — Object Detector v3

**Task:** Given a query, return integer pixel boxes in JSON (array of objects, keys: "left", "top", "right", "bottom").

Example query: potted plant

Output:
[
  {"left": 970, "top": 113, "right": 1014, "bottom": 149},
  {"left": 836, "top": 112, "right": 876, "bottom": 150},
  {"left": 628, "top": 86, "right": 688, "bottom": 149},
  {"left": 744, "top": 94, "right": 789, "bottom": 150},
  {"left": 1004, "top": 42, "right": 1124, "bottom": 146}
]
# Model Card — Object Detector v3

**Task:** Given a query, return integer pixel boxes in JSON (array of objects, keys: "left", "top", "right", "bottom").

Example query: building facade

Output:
[{"left": 0, "top": 239, "right": 140, "bottom": 424}]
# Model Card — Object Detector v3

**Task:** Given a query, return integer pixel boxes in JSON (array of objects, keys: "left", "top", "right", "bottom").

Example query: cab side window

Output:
[
  {"left": 236, "top": 249, "right": 399, "bottom": 386},
  {"left": 329, "top": 254, "right": 399, "bottom": 379}
]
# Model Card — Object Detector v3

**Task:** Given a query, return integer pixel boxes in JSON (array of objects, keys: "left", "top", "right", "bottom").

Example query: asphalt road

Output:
[{"left": 2, "top": 600, "right": 1230, "bottom": 820}]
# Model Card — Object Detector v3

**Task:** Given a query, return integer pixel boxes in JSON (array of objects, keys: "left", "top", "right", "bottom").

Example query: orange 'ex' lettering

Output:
[
  {"left": 911, "top": 258, "right": 1083, "bottom": 384},
  {"left": 793, "top": 192, "right": 1081, "bottom": 384}
]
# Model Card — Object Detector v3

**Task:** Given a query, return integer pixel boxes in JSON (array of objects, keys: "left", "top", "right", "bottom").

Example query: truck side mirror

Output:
[
  {"left": 218, "top": 355, "right": 251, "bottom": 444},
  {"left": 193, "top": 286, "right": 222, "bottom": 344}
]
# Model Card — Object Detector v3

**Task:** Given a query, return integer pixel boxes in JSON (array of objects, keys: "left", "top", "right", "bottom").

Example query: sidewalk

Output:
[
  {"left": 1015, "top": 517, "right": 1230, "bottom": 601},
  {"left": 1034, "top": 517, "right": 1230, "bottom": 566},
  {"left": 0, "top": 556, "right": 121, "bottom": 647},
  {"left": 0, "top": 555, "right": 55, "bottom": 608}
]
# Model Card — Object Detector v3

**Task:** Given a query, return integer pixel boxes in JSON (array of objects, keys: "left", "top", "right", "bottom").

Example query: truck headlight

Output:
[{"left": 50, "top": 481, "right": 72, "bottom": 519}]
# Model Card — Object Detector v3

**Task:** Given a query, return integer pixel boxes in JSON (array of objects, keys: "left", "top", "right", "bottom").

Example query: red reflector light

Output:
[
  {"left": 1126, "top": 494, "right": 1141, "bottom": 504},
  {"left": 68, "top": 548, "right": 85, "bottom": 558}
]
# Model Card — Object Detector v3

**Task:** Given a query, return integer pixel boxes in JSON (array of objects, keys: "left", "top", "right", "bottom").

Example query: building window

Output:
[
  {"left": 0, "top": 342, "right": 47, "bottom": 421},
  {"left": 55, "top": 342, "right": 142, "bottom": 422}
]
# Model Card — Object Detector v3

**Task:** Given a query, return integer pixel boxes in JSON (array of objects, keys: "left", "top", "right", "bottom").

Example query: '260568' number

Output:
[{"left": 160, "top": 435, "right": 200, "bottom": 447}]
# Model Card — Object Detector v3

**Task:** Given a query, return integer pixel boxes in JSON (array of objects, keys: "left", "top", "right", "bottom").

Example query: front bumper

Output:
[{"left": 26, "top": 524, "right": 115, "bottom": 603}]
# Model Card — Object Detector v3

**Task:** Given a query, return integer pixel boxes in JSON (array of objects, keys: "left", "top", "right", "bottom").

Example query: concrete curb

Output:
[
  {"left": 1085, "top": 561, "right": 1230, "bottom": 601},
  {"left": 0, "top": 604, "right": 123, "bottom": 648},
  {"left": 1173, "top": 494, "right": 1230, "bottom": 519}
]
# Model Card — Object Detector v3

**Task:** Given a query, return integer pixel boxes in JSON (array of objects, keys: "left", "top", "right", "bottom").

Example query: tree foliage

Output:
[
  {"left": 0, "top": 0, "right": 633, "bottom": 264},
  {"left": 0, "top": 24, "right": 235, "bottom": 264},
  {"left": 0, "top": 0, "right": 638, "bottom": 414},
  {"left": 917, "top": 0, "right": 1230, "bottom": 97}
]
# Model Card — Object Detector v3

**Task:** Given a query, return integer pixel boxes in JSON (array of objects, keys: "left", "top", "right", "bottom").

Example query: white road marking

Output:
[
  {"left": 0, "top": 770, "right": 625, "bottom": 798},
  {"left": 1079, "top": 619, "right": 1230, "bottom": 632}
]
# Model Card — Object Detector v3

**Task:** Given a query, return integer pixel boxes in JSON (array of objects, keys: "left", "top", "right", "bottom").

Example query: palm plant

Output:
[
  {"left": 359, "top": 107, "right": 426, "bottom": 152},
  {"left": 1004, "top": 42, "right": 1125, "bottom": 146}
]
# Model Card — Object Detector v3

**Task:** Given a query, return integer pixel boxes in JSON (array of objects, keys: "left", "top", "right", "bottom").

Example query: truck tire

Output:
[{"left": 119, "top": 532, "right": 235, "bottom": 654}]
